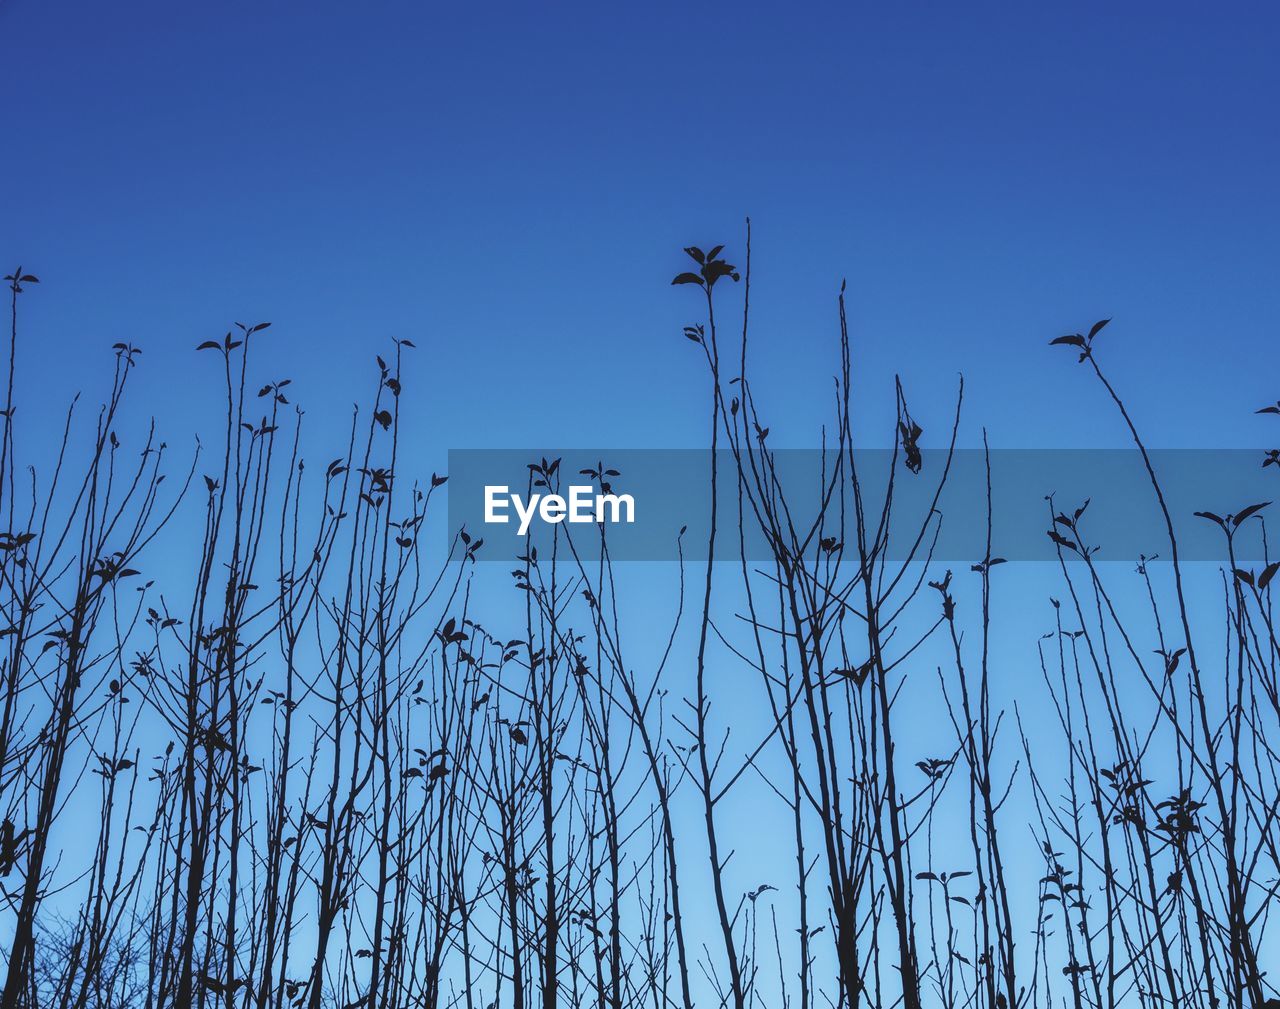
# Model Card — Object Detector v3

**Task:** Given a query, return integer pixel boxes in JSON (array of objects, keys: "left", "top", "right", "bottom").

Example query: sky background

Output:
[
  {"left": 4, "top": 3, "right": 1280, "bottom": 997},
  {"left": 3, "top": 1, "right": 1279, "bottom": 464}
]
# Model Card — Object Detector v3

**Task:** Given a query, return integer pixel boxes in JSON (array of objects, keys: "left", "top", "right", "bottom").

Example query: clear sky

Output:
[
  {"left": 3, "top": 0, "right": 1278, "bottom": 461},
  {"left": 5, "top": 5, "right": 1280, "bottom": 1002}
]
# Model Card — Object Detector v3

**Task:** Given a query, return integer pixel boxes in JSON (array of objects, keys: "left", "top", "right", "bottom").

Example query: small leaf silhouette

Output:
[{"left": 1233, "top": 502, "right": 1270, "bottom": 526}]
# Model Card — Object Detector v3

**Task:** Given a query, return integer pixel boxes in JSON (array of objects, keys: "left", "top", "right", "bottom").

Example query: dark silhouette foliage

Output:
[{"left": 0, "top": 236, "right": 1277, "bottom": 1009}]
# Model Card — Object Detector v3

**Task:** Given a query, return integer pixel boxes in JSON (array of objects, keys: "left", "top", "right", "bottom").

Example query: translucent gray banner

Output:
[{"left": 446, "top": 449, "right": 1279, "bottom": 563}]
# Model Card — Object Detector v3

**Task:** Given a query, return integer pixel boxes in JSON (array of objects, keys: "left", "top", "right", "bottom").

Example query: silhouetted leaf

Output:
[
  {"left": 1233, "top": 502, "right": 1270, "bottom": 526},
  {"left": 1047, "top": 530, "right": 1077, "bottom": 552}
]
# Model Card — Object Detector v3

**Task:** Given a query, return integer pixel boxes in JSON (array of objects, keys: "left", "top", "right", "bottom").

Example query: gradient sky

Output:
[
  {"left": 5, "top": 4, "right": 1280, "bottom": 996},
  {"left": 3, "top": 1, "right": 1279, "bottom": 465}
]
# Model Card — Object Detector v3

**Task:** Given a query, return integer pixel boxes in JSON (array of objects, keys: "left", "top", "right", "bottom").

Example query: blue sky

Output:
[
  {"left": 5, "top": 3, "right": 1280, "bottom": 1000},
  {"left": 3, "top": 1, "right": 1278, "bottom": 462}
]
